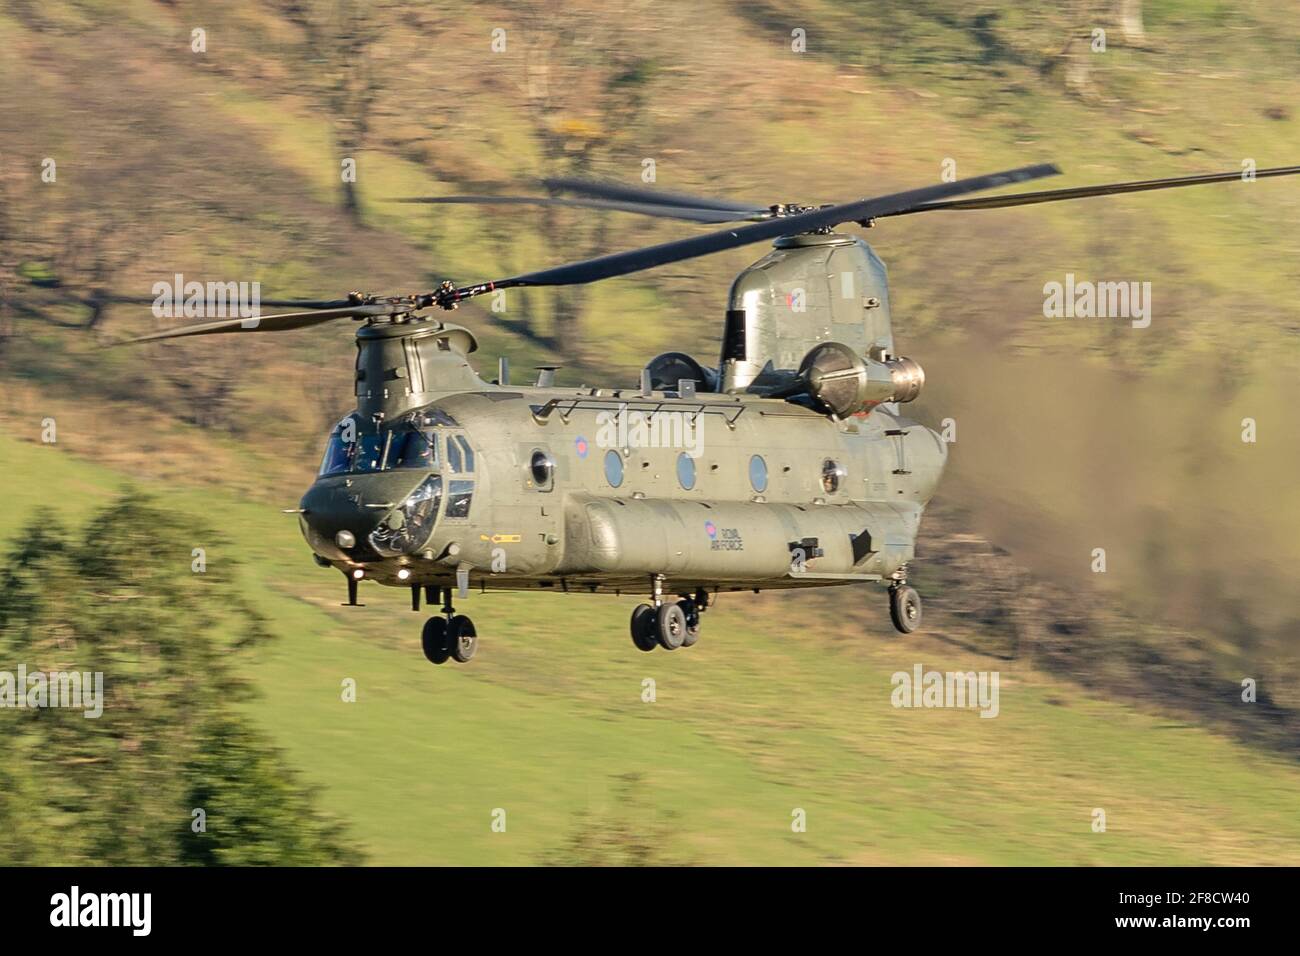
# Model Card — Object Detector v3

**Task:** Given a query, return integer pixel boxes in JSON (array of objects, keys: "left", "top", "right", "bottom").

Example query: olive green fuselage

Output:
[
  {"left": 298, "top": 233, "right": 945, "bottom": 600},
  {"left": 299, "top": 381, "right": 945, "bottom": 596}
]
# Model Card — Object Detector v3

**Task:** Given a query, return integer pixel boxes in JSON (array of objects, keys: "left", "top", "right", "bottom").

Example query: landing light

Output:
[
  {"left": 352, "top": 568, "right": 365, "bottom": 580},
  {"left": 397, "top": 568, "right": 411, "bottom": 581}
]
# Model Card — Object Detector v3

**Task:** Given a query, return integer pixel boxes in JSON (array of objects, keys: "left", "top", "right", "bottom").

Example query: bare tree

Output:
[
  {"left": 0, "top": 173, "right": 18, "bottom": 357},
  {"left": 1047, "top": 0, "right": 1103, "bottom": 100},
  {"left": 1117, "top": 0, "right": 1146, "bottom": 46},
  {"left": 1047, "top": 0, "right": 1148, "bottom": 98},
  {"left": 280, "top": 0, "right": 382, "bottom": 224},
  {"left": 508, "top": 1, "right": 665, "bottom": 358}
]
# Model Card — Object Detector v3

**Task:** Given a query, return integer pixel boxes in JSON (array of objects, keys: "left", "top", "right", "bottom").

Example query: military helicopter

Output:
[{"left": 125, "top": 162, "right": 1300, "bottom": 664}]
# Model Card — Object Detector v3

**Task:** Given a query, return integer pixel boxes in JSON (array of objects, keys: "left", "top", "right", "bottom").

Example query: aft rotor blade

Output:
[
  {"left": 119, "top": 303, "right": 400, "bottom": 344},
  {"left": 387, "top": 194, "right": 761, "bottom": 223},
  {"left": 542, "top": 177, "right": 766, "bottom": 214},
  {"left": 488, "top": 164, "right": 1059, "bottom": 290},
  {"left": 889, "top": 164, "right": 1300, "bottom": 215}
]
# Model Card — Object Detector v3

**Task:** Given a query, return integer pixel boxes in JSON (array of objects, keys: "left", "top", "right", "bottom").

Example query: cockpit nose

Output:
[
  {"left": 299, "top": 477, "right": 384, "bottom": 561},
  {"left": 299, "top": 472, "right": 439, "bottom": 562},
  {"left": 304, "top": 410, "right": 465, "bottom": 563}
]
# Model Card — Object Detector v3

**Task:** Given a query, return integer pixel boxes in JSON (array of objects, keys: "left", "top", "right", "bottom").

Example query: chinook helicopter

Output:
[{"left": 125, "top": 162, "right": 1300, "bottom": 664}]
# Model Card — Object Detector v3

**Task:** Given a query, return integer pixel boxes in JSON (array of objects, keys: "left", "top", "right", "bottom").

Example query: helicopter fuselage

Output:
[{"left": 298, "top": 383, "right": 946, "bottom": 599}]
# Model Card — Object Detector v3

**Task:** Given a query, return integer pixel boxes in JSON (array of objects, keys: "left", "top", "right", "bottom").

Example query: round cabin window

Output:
[
  {"left": 677, "top": 453, "right": 697, "bottom": 490},
  {"left": 749, "top": 455, "right": 768, "bottom": 493},
  {"left": 604, "top": 449, "right": 624, "bottom": 488},
  {"left": 529, "top": 450, "right": 555, "bottom": 490},
  {"left": 822, "top": 459, "right": 847, "bottom": 494}
]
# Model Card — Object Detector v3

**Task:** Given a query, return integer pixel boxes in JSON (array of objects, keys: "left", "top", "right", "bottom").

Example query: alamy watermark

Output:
[
  {"left": 891, "top": 665, "right": 999, "bottom": 718},
  {"left": 0, "top": 665, "right": 103, "bottom": 718},
  {"left": 595, "top": 404, "right": 705, "bottom": 457},
  {"left": 151, "top": 274, "right": 261, "bottom": 324},
  {"left": 50, "top": 886, "right": 150, "bottom": 936},
  {"left": 1043, "top": 273, "right": 1151, "bottom": 329}
]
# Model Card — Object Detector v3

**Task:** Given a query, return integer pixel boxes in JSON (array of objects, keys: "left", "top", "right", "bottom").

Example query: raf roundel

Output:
[
  {"left": 705, "top": 520, "right": 718, "bottom": 540},
  {"left": 574, "top": 436, "right": 589, "bottom": 459}
]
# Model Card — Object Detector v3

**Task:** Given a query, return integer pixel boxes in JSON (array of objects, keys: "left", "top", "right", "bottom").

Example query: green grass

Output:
[{"left": 6, "top": 431, "right": 1300, "bottom": 865}]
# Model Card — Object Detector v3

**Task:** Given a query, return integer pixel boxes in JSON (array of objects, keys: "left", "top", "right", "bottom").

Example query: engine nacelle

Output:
[{"left": 798, "top": 341, "right": 925, "bottom": 417}]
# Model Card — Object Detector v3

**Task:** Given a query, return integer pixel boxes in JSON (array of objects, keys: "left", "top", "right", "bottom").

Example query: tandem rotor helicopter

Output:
[{"left": 125, "top": 162, "right": 1300, "bottom": 664}]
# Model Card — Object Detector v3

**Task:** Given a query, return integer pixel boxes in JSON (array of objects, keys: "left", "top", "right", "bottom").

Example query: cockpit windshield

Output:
[
  {"left": 388, "top": 429, "right": 438, "bottom": 470},
  {"left": 318, "top": 414, "right": 449, "bottom": 477},
  {"left": 351, "top": 433, "right": 387, "bottom": 473},
  {"left": 318, "top": 429, "right": 355, "bottom": 476}
]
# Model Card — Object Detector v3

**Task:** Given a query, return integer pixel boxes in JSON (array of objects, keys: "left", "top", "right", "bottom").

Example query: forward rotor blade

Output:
[
  {"left": 889, "top": 164, "right": 1300, "bottom": 215},
  {"left": 101, "top": 294, "right": 358, "bottom": 309},
  {"left": 386, "top": 194, "right": 760, "bottom": 223},
  {"left": 542, "top": 177, "right": 766, "bottom": 214},
  {"left": 487, "top": 164, "right": 1059, "bottom": 290},
  {"left": 119, "top": 303, "right": 399, "bottom": 344}
]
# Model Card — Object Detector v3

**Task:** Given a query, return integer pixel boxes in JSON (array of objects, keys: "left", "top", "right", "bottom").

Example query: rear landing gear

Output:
[
  {"left": 678, "top": 598, "right": 701, "bottom": 647},
  {"left": 629, "top": 580, "right": 708, "bottom": 652},
  {"left": 630, "top": 604, "right": 658, "bottom": 652},
  {"left": 422, "top": 589, "right": 478, "bottom": 665},
  {"left": 655, "top": 602, "right": 688, "bottom": 650},
  {"left": 889, "top": 582, "right": 922, "bottom": 634}
]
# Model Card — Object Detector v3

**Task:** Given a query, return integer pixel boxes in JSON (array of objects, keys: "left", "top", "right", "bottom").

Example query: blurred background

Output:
[{"left": 1, "top": 0, "right": 1299, "bottom": 864}]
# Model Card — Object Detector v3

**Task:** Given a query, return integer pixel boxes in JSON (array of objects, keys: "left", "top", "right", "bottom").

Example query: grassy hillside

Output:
[{"left": 5, "top": 434, "right": 1300, "bottom": 865}]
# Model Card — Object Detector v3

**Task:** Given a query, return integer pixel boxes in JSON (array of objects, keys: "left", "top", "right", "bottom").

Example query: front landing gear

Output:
[
  {"left": 630, "top": 579, "right": 709, "bottom": 652},
  {"left": 889, "top": 582, "right": 923, "bottom": 634},
  {"left": 422, "top": 589, "right": 478, "bottom": 665},
  {"left": 449, "top": 615, "right": 478, "bottom": 663},
  {"left": 422, "top": 617, "right": 451, "bottom": 664}
]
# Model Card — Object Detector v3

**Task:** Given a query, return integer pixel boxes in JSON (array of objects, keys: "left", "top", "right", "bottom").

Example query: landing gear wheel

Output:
[
  {"left": 678, "top": 599, "right": 701, "bottom": 647},
  {"left": 630, "top": 604, "right": 658, "bottom": 652},
  {"left": 889, "top": 585, "right": 922, "bottom": 634},
  {"left": 449, "top": 614, "right": 478, "bottom": 663},
  {"left": 422, "top": 616, "right": 451, "bottom": 664},
  {"left": 656, "top": 602, "right": 688, "bottom": 650}
]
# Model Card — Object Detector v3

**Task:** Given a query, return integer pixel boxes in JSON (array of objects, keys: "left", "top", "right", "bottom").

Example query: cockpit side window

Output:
[
  {"left": 455, "top": 435, "right": 474, "bottom": 472},
  {"left": 445, "top": 433, "right": 475, "bottom": 474},
  {"left": 445, "top": 479, "right": 474, "bottom": 519}
]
